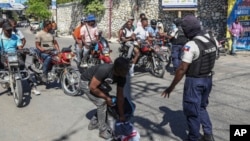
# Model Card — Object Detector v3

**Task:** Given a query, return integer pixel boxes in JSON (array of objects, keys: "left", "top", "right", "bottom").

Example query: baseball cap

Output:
[{"left": 2, "top": 22, "right": 13, "bottom": 30}]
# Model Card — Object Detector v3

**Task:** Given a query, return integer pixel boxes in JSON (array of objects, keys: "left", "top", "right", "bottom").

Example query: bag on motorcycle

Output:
[{"left": 108, "top": 97, "right": 136, "bottom": 121}]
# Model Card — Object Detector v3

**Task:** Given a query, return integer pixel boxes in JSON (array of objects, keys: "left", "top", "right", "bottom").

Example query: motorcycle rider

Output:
[
  {"left": 119, "top": 21, "right": 135, "bottom": 59},
  {"left": 80, "top": 57, "right": 129, "bottom": 140},
  {"left": 9, "top": 19, "right": 26, "bottom": 60},
  {"left": 0, "top": 22, "right": 40, "bottom": 95},
  {"left": 136, "top": 13, "right": 146, "bottom": 28},
  {"left": 35, "top": 20, "right": 60, "bottom": 82},
  {"left": 80, "top": 14, "right": 99, "bottom": 68},
  {"left": 72, "top": 17, "right": 86, "bottom": 66},
  {"left": 147, "top": 19, "right": 159, "bottom": 38},
  {"left": 118, "top": 16, "right": 135, "bottom": 41},
  {"left": 9, "top": 19, "right": 41, "bottom": 95},
  {"left": 165, "top": 18, "right": 188, "bottom": 74},
  {"left": 130, "top": 17, "right": 150, "bottom": 77},
  {"left": 0, "top": 22, "right": 24, "bottom": 69},
  {"left": 157, "top": 19, "right": 164, "bottom": 33}
]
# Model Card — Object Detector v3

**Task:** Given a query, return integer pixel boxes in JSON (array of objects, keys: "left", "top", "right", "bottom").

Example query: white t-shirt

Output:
[
  {"left": 182, "top": 34, "right": 219, "bottom": 63},
  {"left": 170, "top": 27, "right": 178, "bottom": 38},
  {"left": 123, "top": 28, "right": 134, "bottom": 38},
  {"left": 134, "top": 26, "right": 149, "bottom": 40},
  {"left": 13, "top": 29, "right": 24, "bottom": 39}
]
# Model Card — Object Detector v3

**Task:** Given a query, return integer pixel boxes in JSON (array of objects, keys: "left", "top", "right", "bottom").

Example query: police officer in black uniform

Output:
[{"left": 161, "top": 15, "right": 216, "bottom": 141}]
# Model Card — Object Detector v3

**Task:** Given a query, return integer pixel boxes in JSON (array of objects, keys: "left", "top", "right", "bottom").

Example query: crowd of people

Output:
[
  {"left": 1, "top": 12, "right": 245, "bottom": 141},
  {"left": 70, "top": 13, "right": 218, "bottom": 141}
]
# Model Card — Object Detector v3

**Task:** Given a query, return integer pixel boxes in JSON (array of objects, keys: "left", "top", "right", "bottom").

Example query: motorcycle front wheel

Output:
[
  {"left": 61, "top": 68, "right": 81, "bottom": 96},
  {"left": 13, "top": 79, "right": 23, "bottom": 107},
  {"left": 150, "top": 57, "right": 165, "bottom": 78}
]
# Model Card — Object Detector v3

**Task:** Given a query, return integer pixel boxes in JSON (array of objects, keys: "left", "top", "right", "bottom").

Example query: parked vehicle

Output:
[
  {"left": 28, "top": 46, "right": 81, "bottom": 96},
  {"left": 76, "top": 32, "right": 112, "bottom": 70},
  {"left": 17, "top": 20, "right": 29, "bottom": 27},
  {"left": 0, "top": 49, "right": 30, "bottom": 107},
  {"left": 119, "top": 39, "right": 165, "bottom": 78},
  {"left": 30, "top": 21, "right": 40, "bottom": 33}
]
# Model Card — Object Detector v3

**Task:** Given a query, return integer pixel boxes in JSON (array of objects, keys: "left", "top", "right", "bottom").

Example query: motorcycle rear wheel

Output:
[
  {"left": 61, "top": 68, "right": 81, "bottom": 96},
  {"left": 13, "top": 79, "right": 23, "bottom": 107}
]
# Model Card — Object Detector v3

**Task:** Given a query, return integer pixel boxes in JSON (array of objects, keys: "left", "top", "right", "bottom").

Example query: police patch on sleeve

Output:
[{"left": 183, "top": 45, "right": 190, "bottom": 52}]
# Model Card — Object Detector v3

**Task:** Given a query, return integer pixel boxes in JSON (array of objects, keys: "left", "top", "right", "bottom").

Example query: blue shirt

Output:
[
  {"left": 0, "top": 34, "right": 22, "bottom": 53},
  {"left": 147, "top": 26, "right": 158, "bottom": 37}
]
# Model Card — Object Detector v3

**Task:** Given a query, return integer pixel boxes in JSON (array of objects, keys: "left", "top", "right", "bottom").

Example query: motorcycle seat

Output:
[{"left": 61, "top": 47, "right": 71, "bottom": 52}]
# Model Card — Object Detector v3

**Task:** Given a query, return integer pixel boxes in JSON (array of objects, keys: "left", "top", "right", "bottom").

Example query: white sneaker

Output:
[
  {"left": 31, "top": 87, "right": 41, "bottom": 95},
  {"left": 80, "top": 63, "right": 88, "bottom": 68}
]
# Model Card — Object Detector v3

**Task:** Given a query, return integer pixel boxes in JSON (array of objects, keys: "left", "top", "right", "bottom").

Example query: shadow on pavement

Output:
[
  {"left": 52, "top": 113, "right": 86, "bottom": 141},
  {"left": 132, "top": 115, "right": 169, "bottom": 140},
  {"left": 20, "top": 80, "right": 32, "bottom": 107},
  {"left": 159, "top": 106, "right": 188, "bottom": 140}
]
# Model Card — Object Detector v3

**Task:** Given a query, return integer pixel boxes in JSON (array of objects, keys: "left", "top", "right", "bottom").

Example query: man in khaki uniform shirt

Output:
[{"left": 35, "top": 20, "right": 60, "bottom": 82}]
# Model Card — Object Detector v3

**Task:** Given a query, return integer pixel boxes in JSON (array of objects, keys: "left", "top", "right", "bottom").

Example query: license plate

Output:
[{"left": 104, "top": 54, "right": 110, "bottom": 56}]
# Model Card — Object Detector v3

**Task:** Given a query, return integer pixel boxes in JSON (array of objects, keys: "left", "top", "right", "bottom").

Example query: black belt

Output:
[{"left": 186, "top": 71, "right": 214, "bottom": 78}]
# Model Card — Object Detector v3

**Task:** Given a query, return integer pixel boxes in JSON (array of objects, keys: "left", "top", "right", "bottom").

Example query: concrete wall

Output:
[
  {"left": 57, "top": 2, "right": 84, "bottom": 35},
  {"left": 56, "top": 0, "right": 227, "bottom": 39}
]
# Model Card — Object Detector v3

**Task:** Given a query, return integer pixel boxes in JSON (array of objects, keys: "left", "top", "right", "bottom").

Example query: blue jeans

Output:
[
  {"left": 171, "top": 45, "right": 183, "bottom": 71},
  {"left": 183, "top": 77, "right": 213, "bottom": 141},
  {"left": 231, "top": 36, "right": 239, "bottom": 54},
  {"left": 35, "top": 49, "right": 52, "bottom": 75}
]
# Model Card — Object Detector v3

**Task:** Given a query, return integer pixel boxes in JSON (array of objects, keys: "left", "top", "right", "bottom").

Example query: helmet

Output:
[
  {"left": 81, "top": 16, "right": 86, "bottom": 23},
  {"left": 173, "top": 18, "right": 182, "bottom": 26},
  {"left": 150, "top": 19, "right": 157, "bottom": 26},
  {"left": 86, "top": 14, "right": 96, "bottom": 22}
]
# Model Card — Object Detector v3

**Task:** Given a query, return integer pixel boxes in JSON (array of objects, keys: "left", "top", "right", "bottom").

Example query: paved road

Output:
[{"left": 0, "top": 28, "right": 250, "bottom": 141}]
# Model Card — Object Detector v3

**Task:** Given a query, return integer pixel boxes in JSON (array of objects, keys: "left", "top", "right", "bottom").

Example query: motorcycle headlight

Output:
[
  {"left": 8, "top": 55, "right": 18, "bottom": 63},
  {"left": 66, "top": 53, "right": 72, "bottom": 59}
]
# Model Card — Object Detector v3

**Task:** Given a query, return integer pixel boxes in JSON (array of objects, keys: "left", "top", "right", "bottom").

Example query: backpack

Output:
[{"left": 171, "top": 26, "right": 188, "bottom": 45}]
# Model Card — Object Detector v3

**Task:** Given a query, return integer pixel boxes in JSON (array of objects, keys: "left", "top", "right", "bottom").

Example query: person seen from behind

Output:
[{"left": 162, "top": 15, "right": 217, "bottom": 141}]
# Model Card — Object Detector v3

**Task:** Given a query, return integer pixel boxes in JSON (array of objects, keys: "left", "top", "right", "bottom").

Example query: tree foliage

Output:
[
  {"left": 26, "top": 0, "right": 51, "bottom": 20},
  {"left": 84, "top": 0, "right": 105, "bottom": 16},
  {"left": 57, "top": 0, "right": 75, "bottom": 4}
]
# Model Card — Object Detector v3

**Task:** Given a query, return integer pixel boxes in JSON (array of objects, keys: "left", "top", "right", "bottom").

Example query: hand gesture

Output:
[
  {"left": 105, "top": 97, "right": 113, "bottom": 106},
  {"left": 161, "top": 87, "right": 174, "bottom": 98}
]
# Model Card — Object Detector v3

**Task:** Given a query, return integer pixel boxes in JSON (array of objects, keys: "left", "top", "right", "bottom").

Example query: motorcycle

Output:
[
  {"left": 28, "top": 46, "right": 81, "bottom": 96},
  {"left": 152, "top": 34, "right": 172, "bottom": 65},
  {"left": 119, "top": 39, "right": 165, "bottom": 78},
  {"left": 76, "top": 32, "right": 112, "bottom": 70},
  {"left": 218, "top": 37, "right": 230, "bottom": 58},
  {"left": 0, "top": 49, "right": 30, "bottom": 107}
]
